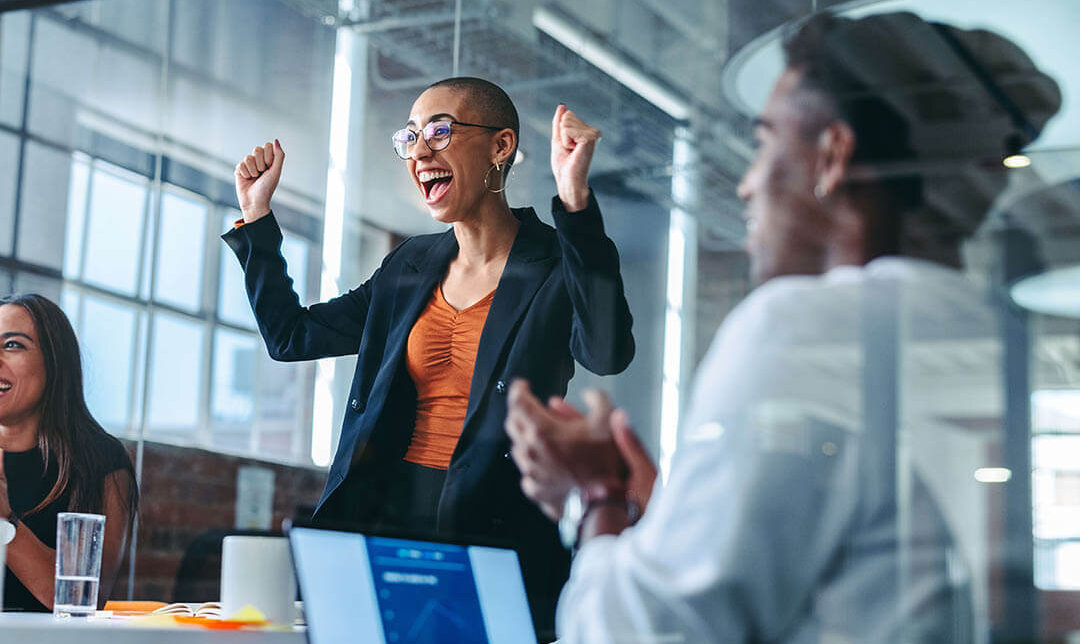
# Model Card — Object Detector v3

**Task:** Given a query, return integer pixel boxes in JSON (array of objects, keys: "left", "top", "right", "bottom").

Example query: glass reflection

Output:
[{"left": 0, "top": 0, "right": 1074, "bottom": 640}]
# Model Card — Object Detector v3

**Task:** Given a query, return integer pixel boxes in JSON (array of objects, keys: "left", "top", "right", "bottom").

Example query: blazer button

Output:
[
  {"left": 349, "top": 398, "right": 360, "bottom": 411},
  {"left": 503, "top": 450, "right": 511, "bottom": 460},
  {"left": 495, "top": 379, "right": 507, "bottom": 394}
]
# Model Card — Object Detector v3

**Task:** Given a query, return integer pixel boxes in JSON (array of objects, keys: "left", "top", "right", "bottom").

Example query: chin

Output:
[{"left": 427, "top": 206, "right": 459, "bottom": 225}]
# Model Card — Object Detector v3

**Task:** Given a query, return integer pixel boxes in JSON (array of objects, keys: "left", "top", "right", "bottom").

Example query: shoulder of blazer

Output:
[
  {"left": 388, "top": 228, "right": 457, "bottom": 273},
  {"left": 508, "top": 206, "right": 559, "bottom": 262}
]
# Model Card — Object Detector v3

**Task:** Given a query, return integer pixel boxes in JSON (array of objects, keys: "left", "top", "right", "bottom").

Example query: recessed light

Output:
[
  {"left": 1003, "top": 154, "right": 1032, "bottom": 168},
  {"left": 974, "top": 467, "right": 1012, "bottom": 483}
]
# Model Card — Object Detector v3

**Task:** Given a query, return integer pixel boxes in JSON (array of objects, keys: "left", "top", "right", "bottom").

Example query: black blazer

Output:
[{"left": 223, "top": 193, "right": 634, "bottom": 636}]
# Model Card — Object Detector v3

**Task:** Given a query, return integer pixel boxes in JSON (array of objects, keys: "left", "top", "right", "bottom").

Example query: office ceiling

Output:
[{"left": 278, "top": 0, "right": 762, "bottom": 251}]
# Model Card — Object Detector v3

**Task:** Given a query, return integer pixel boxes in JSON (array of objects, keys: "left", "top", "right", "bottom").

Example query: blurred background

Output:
[{"left": 0, "top": 0, "right": 1078, "bottom": 639}]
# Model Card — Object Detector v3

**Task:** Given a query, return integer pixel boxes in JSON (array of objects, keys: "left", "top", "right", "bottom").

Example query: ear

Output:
[
  {"left": 815, "top": 121, "right": 855, "bottom": 197},
  {"left": 492, "top": 128, "right": 517, "bottom": 166}
]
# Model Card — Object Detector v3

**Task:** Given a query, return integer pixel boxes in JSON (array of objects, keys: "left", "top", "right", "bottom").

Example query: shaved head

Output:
[{"left": 425, "top": 77, "right": 520, "bottom": 168}]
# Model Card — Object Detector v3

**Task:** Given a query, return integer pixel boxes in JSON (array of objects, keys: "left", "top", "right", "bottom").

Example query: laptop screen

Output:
[{"left": 290, "top": 526, "right": 538, "bottom": 644}]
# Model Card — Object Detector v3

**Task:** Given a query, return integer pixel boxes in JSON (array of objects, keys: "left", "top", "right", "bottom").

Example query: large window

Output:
[
  {"left": 0, "top": 2, "right": 333, "bottom": 467},
  {"left": 1033, "top": 390, "right": 1080, "bottom": 590},
  {"left": 6, "top": 136, "right": 321, "bottom": 464}
]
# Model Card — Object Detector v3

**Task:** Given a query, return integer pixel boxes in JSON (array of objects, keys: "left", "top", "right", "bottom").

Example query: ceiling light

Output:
[
  {"left": 1010, "top": 265, "right": 1080, "bottom": 318},
  {"left": 1003, "top": 154, "right": 1032, "bottom": 168},
  {"left": 532, "top": 6, "right": 692, "bottom": 121},
  {"left": 974, "top": 467, "right": 1012, "bottom": 483}
]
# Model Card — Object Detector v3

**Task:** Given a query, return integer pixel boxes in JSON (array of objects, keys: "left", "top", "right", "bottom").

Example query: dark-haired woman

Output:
[
  {"left": 224, "top": 77, "right": 634, "bottom": 638},
  {"left": 0, "top": 294, "right": 137, "bottom": 611}
]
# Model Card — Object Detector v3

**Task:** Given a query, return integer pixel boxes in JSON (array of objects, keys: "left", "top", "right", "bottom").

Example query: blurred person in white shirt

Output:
[{"left": 506, "top": 10, "right": 1061, "bottom": 643}]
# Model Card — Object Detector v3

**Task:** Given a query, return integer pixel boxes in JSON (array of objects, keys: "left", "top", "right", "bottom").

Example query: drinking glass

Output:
[{"left": 54, "top": 512, "right": 106, "bottom": 617}]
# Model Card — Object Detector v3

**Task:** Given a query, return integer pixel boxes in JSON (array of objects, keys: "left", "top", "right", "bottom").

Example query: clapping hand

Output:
[
  {"left": 234, "top": 140, "right": 285, "bottom": 223},
  {"left": 550, "top": 105, "right": 601, "bottom": 212},
  {"left": 505, "top": 380, "right": 660, "bottom": 524}
]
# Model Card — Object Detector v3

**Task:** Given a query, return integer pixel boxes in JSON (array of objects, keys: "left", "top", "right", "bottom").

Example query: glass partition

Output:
[{"left": 0, "top": 0, "right": 1077, "bottom": 640}]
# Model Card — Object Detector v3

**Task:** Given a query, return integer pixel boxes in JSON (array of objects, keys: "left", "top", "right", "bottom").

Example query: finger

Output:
[
  {"left": 559, "top": 111, "right": 576, "bottom": 151},
  {"left": 262, "top": 142, "right": 274, "bottom": 171},
  {"left": 513, "top": 443, "right": 563, "bottom": 483},
  {"left": 520, "top": 475, "right": 565, "bottom": 514},
  {"left": 508, "top": 380, "right": 555, "bottom": 430},
  {"left": 271, "top": 139, "right": 285, "bottom": 171},
  {"left": 547, "top": 396, "right": 585, "bottom": 422},
  {"left": 243, "top": 155, "right": 259, "bottom": 177},
  {"left": 235, "top": 161, "right": 252, "bottom": 180},
  {"left": 551, "top": 104, "right": 567, "bottom": 148},
  {"left": 253, "top": 146, "right": 267, "bottom": 173},
  {"left": 583, "top": 389, "right": 614, "bottom": 437},
  {"left": 521, "top": 475, "right": 548, "bottom": 505},
  {"left": 539, "top": 502, "right": 562, "bottom": 522},
  {"left": 521, "top": 478, "right": 563, "bottom": 521},
  {"left": 564, "top": 124, "right": 602, "bottom": 146},
  {"left": 517, "top": 454, "right": 554, "bottom": 484},
  {"left": 506, "top": 406, "right": 543, "bottom": 445},
  {"left": 612, "top": 410, "right": 653, "bottom": 469}
]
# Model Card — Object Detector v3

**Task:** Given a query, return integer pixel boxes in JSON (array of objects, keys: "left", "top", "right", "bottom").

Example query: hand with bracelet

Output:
[{"left": 504, "top": 380, "right": 657, "bottom": 549}]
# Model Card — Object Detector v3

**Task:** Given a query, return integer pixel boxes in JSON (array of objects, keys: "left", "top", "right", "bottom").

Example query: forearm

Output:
[
  {"left": 6, "top": 522, "right": 58, "bottom": 609},
  {"left": 552, "top": 193, "right": 636, "bottom": 374},
  {"left": 222, "top": 214, "right": 368, "bottom": 360}
]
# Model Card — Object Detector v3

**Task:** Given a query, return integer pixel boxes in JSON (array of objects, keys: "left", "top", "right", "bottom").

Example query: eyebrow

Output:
[
  {"left": 1, "top": 331, "right": 33, "bottom": 342},
  {"left": 405, "top": 113, "right": 456, "bottom": 127}
]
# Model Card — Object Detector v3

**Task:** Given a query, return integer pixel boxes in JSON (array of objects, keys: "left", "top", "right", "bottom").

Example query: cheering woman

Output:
[{"left": 224, "top": 77, "right": 634, "bottom": 639}]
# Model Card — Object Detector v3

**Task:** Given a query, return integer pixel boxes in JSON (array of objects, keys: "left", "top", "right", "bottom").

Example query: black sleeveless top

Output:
[{"left": 3, "top": 433, "right": 133, "bottom": 612}]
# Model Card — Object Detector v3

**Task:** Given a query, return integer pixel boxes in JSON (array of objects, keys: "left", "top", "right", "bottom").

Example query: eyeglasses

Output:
[{"left": 392, "top": 120, "right": 504, "bottom": 159}]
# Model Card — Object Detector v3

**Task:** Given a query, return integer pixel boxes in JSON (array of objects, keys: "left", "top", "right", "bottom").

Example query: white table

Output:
[{"left": 0, "top": 612, "right": 307, "bottom": 643}]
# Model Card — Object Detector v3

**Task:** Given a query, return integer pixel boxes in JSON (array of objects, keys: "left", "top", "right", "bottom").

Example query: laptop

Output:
[{"left": 288, "top": 521, "right": 538, "bottom": 644}]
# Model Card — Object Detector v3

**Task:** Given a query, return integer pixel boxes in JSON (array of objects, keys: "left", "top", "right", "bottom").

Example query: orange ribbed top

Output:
[{"left": 403, "top": 284, "right": 496, "bottom": 470}]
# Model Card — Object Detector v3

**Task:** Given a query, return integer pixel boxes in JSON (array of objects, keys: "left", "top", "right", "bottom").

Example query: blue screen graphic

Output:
[{"left": 366, "top": 537, "right": 491, "bottom": 644}]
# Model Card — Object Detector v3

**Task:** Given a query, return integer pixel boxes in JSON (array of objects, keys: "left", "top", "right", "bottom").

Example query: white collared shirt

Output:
[{"left": 557, "top": 257, "right": 1005, "bottom": 644}]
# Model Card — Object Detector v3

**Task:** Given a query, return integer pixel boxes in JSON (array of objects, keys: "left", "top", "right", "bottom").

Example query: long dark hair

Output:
[{"left": 1, "top": 294, "right": 138, "bottom": 520}]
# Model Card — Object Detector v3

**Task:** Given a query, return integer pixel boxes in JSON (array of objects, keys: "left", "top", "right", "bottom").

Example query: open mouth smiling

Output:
[{"left": 418, "top": 169, "right": 453, "bottom": 203}]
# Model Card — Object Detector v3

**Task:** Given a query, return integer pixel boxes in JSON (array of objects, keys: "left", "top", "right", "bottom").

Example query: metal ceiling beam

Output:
[{"left": 341, "top": 8, "right": 488, "bottom": 33}]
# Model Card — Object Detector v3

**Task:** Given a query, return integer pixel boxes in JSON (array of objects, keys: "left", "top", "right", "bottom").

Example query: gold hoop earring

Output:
[{"left": 484, "top": 160, "right": 505, "bottom": 194}]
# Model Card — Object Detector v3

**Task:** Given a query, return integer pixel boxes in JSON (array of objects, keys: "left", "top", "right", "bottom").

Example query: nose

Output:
[
  {"left": 411, "top": 133, "right": 434, "bottom": 160},
  {"left": 736, "top": 170, "right": 752, "bottom": 202}
]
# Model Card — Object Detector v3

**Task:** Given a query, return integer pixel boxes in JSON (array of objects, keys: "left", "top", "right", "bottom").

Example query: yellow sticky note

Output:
[{"left": 227, "top": 605, "right": 268, "bottom": 623}]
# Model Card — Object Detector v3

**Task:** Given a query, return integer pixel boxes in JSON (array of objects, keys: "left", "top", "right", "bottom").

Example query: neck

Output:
[
  {"left": 453, "top": 197, "right": 520, "bottom": 266},
  {"left": 822, "top": 199, "right": 879, "bottom": 271},
  {"left": 0, "top": 413, "right": 41, "bottom": 452}
]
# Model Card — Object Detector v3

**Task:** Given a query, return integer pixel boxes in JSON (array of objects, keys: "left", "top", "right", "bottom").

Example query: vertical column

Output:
[
  {"left": 992, "top": 223, "right": 1041, "bottom": 642},
  {"left": 659, "top": 125, "right": 698, "bottom": 480},
  {"left": 311, "top": 0, "right": 366, "bottom": 467}
]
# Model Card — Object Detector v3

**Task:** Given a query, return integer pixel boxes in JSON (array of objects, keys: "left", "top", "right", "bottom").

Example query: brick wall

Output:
[{"left": 112, "top": 440, "right": 327, "bottom": 603}]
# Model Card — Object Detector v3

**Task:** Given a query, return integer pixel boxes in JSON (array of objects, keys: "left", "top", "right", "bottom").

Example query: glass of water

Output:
[{"left": 54, "top": 512, "right": 106, "bottom": 617}]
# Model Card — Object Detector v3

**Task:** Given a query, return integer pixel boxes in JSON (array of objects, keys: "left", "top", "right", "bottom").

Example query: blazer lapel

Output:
[
  {"left": 379, "top": 230, "right": 458, "bottom": 382},
  {"left": 460, "top": 208, "right": 556, "bottom": 437}
]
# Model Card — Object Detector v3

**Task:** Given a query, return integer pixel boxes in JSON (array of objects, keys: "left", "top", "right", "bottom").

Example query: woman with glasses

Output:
[{"left": 224, "top": 77, "right": 634, "bottom": 640}]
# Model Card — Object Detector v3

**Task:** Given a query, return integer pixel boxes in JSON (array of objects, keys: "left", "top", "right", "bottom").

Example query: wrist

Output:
[
  {"left": 558, "top": 188, "right": 590, "bottom": 213},
  {"left": 559, "top": 479, "right": 638, "bottom": 550},
  {"left": 240, "top": 204, "right": 271, "bottom": 222}
]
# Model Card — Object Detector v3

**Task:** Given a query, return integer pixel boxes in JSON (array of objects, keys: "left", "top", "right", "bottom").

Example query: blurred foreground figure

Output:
[{"left": 506, "top": 11, "right": 1061, "bottom": 643}]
